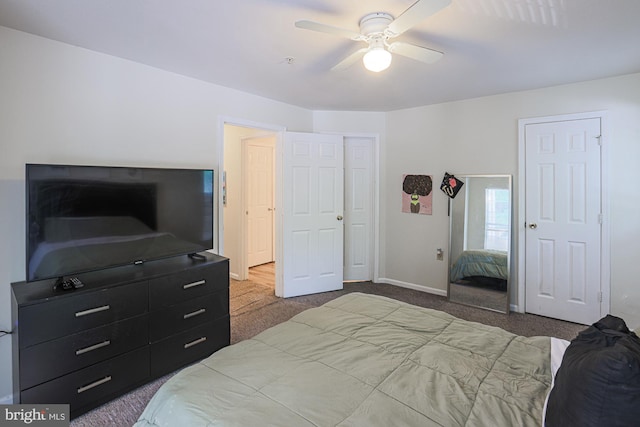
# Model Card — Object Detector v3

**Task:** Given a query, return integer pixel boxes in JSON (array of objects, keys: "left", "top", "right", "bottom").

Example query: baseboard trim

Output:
[
  {"left": 0, "top": 393, "right": 14, "bottom": 405},
  {"left": 378, "top": 278, "right": 522, "bottom": 313},
  {"left": 377, "top": 278, "right": 447, "bottom": 297},
  {"left": 229, "top": 272, "right": 240, "bottom": 281}
]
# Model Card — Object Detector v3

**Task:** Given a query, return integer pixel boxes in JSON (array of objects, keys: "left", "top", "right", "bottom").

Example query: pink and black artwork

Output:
[{"left": 402, "top": 174, "right": 433, "bottom": 215}]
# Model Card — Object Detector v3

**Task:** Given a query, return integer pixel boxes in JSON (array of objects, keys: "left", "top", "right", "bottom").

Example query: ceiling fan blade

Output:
[
  {"left": 295, "top": 20, "right": 364, "bottom": 40},
  {"left": 388, "top": 42, "right": 443, "bottom": 64},
  {"left": 387, "top": 0, "right": 452, "bottom": 36},
  {"left": 331, "top": 48, "right": 369, "bottom": 71}
]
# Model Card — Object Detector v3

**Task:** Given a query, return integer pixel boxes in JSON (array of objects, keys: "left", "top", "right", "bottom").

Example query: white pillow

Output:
[{"left": 542, "top": 337, "right": 570, "bottom": 427}]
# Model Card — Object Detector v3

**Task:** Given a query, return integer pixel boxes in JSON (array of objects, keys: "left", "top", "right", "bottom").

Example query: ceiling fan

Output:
[{"left": 295, "top": 0, "right": 451, "bottom": 72}]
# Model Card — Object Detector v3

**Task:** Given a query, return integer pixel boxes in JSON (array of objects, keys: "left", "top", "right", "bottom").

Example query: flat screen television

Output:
[{"left": 26, "top": 164, "right": 214, "bottom": 283}]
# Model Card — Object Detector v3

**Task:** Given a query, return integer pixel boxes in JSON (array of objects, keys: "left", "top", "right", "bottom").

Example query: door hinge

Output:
[
  {"left": 598, "top": 213, "right": 603, "bottom": 224},
  {"left": 597, "top": 291, "right": 603, "bottom": 303}
]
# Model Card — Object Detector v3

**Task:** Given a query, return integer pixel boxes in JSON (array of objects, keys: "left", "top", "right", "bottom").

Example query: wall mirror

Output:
[{"left": 448, "top": 175, "right": 511, "bottom": 313}]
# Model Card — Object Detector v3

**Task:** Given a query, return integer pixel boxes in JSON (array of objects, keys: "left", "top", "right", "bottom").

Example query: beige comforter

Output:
[{"left": 135, "top": 292, "right": 552, "bottom": 426}]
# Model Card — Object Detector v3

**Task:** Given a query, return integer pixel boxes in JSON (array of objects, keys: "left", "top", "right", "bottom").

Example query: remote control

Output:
[
  {"left": 59, "top": 280, "right": 73, "bottom": 290},
  {"left": 70, "top": 277, "right": 84, "bottom": 288},
  {"left": 55, "top": 277, "right": 84, "bottom": 290}
]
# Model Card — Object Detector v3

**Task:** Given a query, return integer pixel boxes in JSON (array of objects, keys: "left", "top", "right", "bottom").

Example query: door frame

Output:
[{"left": 517, "top": 111, "right": 610, "bottom": 317}]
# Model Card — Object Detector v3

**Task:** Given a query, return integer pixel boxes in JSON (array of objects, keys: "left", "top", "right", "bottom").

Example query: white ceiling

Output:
[{"left": 1, "top": 0, "right": 639, "bottom": 111}]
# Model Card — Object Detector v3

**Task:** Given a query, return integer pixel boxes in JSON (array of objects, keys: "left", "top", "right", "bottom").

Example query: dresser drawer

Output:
[
  {"left": 20, "top": 314, "right": 148, "bottom": 389},
  {"left": 150, "top": 316, "right": 230, "bottom": 377},
  {"left": 149, "top": 261, "right": 228, "bottom": 310},
  {"left": 149, "top": 289, "right": 229, "bottom": 343},
  {"left": 19, "top": 282, "right": 148, "bottom": 348},
  {"left": 21, "top": 347, "right": 149, "bottom": 415}
]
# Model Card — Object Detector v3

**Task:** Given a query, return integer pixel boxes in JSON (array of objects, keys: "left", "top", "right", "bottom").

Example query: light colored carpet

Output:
[{"left": 71, "top": 280, "right": 586, "bottom": 426}]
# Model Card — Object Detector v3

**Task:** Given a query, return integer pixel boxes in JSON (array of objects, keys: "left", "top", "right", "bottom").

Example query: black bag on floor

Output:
[{"left": 546, "top": 315, "right": 640, "bottom": 427}]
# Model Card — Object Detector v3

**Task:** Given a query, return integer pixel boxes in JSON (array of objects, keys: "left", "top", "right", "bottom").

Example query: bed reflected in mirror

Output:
[{"left": 448, "top": 175, "right": 511, "bottom": 313}]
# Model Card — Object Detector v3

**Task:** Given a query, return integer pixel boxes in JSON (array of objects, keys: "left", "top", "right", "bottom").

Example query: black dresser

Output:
[{"left": 11, "top": 252, "right": 229, "bottom": 418}]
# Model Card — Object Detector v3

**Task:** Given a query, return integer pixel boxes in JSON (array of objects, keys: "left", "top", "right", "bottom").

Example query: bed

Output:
[
  {"left": 449, "top": 249, "right": 508, "bottom": 283},
  {"left": 134, "top": 292, "right": 564, "bottom": 427}
]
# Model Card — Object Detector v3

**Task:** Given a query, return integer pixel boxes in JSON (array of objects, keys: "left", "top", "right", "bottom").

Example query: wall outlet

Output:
[{"left": 436, "top": 248, "right": 444, "bottom": 261}]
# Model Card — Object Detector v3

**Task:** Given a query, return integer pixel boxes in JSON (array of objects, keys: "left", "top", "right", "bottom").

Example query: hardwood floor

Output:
[{"left": 248, "top": 262, "right": 275, "bottom": 289}]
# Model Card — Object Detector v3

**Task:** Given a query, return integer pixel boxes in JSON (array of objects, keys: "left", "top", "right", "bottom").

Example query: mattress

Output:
[{"left": 135, "top": 292, "right": 554, "bottom": 427}]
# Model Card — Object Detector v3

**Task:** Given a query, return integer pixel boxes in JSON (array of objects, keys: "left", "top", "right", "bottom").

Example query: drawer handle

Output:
[
  {"left": 75, "top": 340, "right": 111, "bottom": 356},
  {"left": 77, "top": 375, "right": 112, "bottom": 394},
  {"left": 75, "top": 305, "right": 111, "bottom": 318},
  {"left": 183, "top": 308, "right": 206, "bottom": 320},
  {"left": 184, "top": 337, "right": 207, "bottom": 349},
  {"left": 183, "top": 280, "right": 206, "bottom": 290}
]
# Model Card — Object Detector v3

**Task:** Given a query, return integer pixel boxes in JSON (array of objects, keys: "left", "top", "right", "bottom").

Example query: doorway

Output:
[
  {"left": 518, "top": 112, "right": 610, "bottom": 324},
  {"left": 245, "top": 135, "right": 276, "bottom": 293},
  {"left": 221, "top": 120, "right": 378, "bottom": 296},
  {"left": 222, "top": 123, "right": 279, "bottom": 289}
]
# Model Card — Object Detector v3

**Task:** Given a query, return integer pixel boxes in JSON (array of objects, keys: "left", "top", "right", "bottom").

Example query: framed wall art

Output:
[{"left": 402, "top": 174, "right": 433, "bottom": 215}]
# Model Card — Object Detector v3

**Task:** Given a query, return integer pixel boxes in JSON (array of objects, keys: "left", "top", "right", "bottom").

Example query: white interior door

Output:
[
  {"left": 246, "top": 137, "right": 275, "bottom": 267},
  {"left": 280, "top": 132, "right": 344, "bottom": 298},
  {"left": 344, "top": 136, "right": 374, "bottom": 281},
  {"left": 524, "top": 117, "right": 602, "bottom": 324}
]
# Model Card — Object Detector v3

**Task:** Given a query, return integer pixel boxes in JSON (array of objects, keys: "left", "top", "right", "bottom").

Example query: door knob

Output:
[
  {"left": 337, "top": 215, "right": 343, "bottom": 221},
  {"left": 528, "top": 223, "right": 537, "bottom": 229}
]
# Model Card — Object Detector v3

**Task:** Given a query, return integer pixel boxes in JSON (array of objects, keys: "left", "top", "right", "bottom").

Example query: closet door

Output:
[
  {"left": 344, "top": 136, "right": 375, "bottom": 282},
  {"left": 524, "top": 117, "right": 602, "bottom": 325}
]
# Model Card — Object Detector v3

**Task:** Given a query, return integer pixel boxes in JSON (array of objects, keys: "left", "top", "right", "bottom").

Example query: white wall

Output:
[
  {"left": 0, "top": 26, "right": 313, "bottom": 403},
  {"left": 384, "top": 73, "right": 640, "bottom": 328}
]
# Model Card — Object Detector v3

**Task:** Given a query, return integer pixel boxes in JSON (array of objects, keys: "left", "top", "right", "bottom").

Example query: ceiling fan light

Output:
[{"left": 363, "top": 48, "right": 392, "bottom": 72}]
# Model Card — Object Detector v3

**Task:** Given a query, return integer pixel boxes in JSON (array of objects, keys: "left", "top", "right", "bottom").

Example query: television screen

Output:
[{"left": 26, "top": 164, "right": 214, "bottom": 282}]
